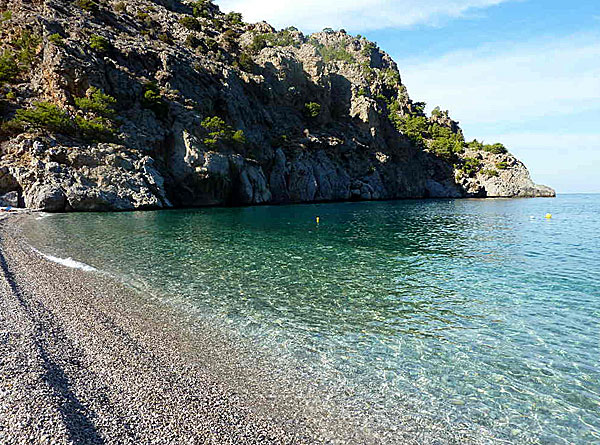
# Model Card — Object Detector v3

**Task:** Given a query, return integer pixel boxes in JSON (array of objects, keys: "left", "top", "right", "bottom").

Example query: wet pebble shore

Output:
[{"left": 0, "top": 215, "right": 318, "bottom": 444}]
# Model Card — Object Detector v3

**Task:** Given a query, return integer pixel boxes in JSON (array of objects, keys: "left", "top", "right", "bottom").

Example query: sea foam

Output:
[{"left": 30, "top": 247, "right": 96, "bottom": 272}]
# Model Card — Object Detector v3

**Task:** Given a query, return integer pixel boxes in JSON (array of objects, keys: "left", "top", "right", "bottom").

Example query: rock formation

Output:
[{"left": 0, "top": 0, "right": 554, "bottom": 212}]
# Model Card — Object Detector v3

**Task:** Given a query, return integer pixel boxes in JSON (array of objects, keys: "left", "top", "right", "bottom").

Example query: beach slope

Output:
[{"left": 0, "top": 216, "right": 313, "bottom": 444}]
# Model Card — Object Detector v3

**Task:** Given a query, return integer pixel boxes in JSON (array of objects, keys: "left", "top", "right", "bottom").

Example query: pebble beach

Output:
[{"left": 0, "top": 214, "right": 324, "bottom": 444}]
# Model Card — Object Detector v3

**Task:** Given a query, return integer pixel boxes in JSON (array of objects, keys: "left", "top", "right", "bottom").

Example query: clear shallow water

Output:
[{"left": 24, "top": 195, "right": 600, "bottom": 443}]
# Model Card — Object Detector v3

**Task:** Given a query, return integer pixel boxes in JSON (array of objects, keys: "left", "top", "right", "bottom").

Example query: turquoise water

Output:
[{"left": 24, "top": 195, "right": 600, "bottom": 443}]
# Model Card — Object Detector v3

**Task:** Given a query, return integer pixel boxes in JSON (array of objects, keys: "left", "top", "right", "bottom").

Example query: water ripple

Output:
[{"left": 23, "top": 195, "right": 600, "bottom": 444}]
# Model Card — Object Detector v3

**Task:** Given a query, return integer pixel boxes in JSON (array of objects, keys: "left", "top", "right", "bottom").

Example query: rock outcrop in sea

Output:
[{"left": 0, "top": 0, "right": 555, "bottom": 211}]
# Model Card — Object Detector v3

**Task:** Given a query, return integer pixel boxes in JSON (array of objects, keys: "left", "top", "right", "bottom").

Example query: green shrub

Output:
[
  {"left": 467, "top": 139, "right": 484, "bottom": 150},
  {"left": 461, "top": 157, "right": 482, "bottom": 176},
  {"left": 158, "top": 33, "right": 173, "bottom": 44},
  {"left": 141, "top": 83, "right": 168, "bottom": 119},
  {"left": 361, "top": 62, "right": 375, "bottom": 81},
  {"left": 496, "top": 161, "right": 508, "bottom": 170},
  {"left": 74, "top": 87, "right": 117, "bottom": 117},
  {"left": 397, "top": 84, "right": 408, "bottom": 101},
  {"left": 412, "top": 101, "right": 426, "bottom": 115},
  {"left": 190, "top": 0, "right": 212, "bottom": 18},
  {"left": 0, "top": 119, "right": 24, "bottom": 140},
  {"left": 380, "top": 68, "right": 400, "bottom": 88},
  {"left": 468, "top": 139, "right": 508, "bottom": 154},
  {"left": 232, "top": 129, "right": 246, "bottom": 144},
  {"left": 5, "top": 91, "right": 16, "bottom": 100},
  {"left": 249, "top": 31, "right": 296, "bottom": 53},
  {"left": 75, "top": 116, "right": 114, "bottom": 141},
  {"left": 136, "top": 11, "right": 156, "bottom": 27},
  {"left": 357, "top": 87, "right": 367, "bottom": 97},
  {"left": 270, "top": 134, "right": 289, "bottom": 147},
  {"left": 90, "top": 34, "right": 110, "bottom": 52},
  {"left": 14, "top": 102, "right": 73, "bottom": 134},
  {"left": 391, "top": 114, "right": 428, "bottom": 146},
  {"left": 225, "top": 12, "right": 243, "bottom": 25},
  {"left": 201, "top": 116, "right": 228, "bottom": 135},
  {"left": 222, "top": 29, "right": 238, "bottom": 46},
  {"left": 429, "top": 123, "right": 463, "bottom": 142},
  {"left": 185, "top": 35, "right": 201, "bottom": 49},
  {"left": 200, "top": 116, "right": 245, "bottom": 146},
  {"left": 236, "top": 52, "right": 254, "bottom": 72},
  {"left": 0, "top": 31, "right": 42, "bottom": 84},
  {"left": 429, "top": 137, "right": 464, "bottom": 160},
  {"left": 310, "top": 39, "right": 355, "bottom": 63},
  {"left": 483, "top": 142, "right": 507, "bottom": 154},
  {"left": 321, "top": 45, "right": 355, "bottom": 63},
  {"left": 179, "top": 16, "right": 201, "bottom": 31},
  {"left": 427, "top": 123, "right": 465, "bottom": 159},
  {"left": 76, "top": 0, "right": 99, "bottom": 12},
  {"left": 204, "top": 38, "right": 218, "bottom": 52},
  {"left": 1, "top": 10, "right": 12, "bottom": 22},
  {"left": 14, "top": 30, "right": 41, "bottom": 67},
  {"left": 482, "top": 169, "right": 498, "bottom": 177},
  {"left": 210, "top": 18, "right": 224, "bottom": 32},
  {"left": 387, "top": 98, "right": 401, "bottom": 114},
  {"left": 304, "top": 102, "right": 321, "bottom": 118},
  {"left": 361, "top": 41, "right": 375, "bottom": 58},
  {"left": 431, "top": 106, "right": 442, "bottom": 117},
  {"left": 0, "top": 51, "right": 19, "bottom": 83},
  {"left": 249, "top": 34, "right": 268, "bottom": 53},
  {"left": 48, "top": 33, "right": 64, "bottom": 46}
]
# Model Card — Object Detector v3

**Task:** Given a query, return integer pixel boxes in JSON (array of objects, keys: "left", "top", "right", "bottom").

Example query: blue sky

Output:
[{"left": 216, "top": 0, "right": 600, "bottom": 193}]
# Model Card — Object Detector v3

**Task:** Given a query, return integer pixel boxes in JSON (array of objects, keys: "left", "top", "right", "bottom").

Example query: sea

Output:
[{"left": 23, "top": 194, "right": 600, "bottom": 444}]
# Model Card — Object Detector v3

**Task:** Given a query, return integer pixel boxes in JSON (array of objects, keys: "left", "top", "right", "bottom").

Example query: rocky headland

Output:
[{"left": 0, "top": 0, "right": 554, "bottom": 212}]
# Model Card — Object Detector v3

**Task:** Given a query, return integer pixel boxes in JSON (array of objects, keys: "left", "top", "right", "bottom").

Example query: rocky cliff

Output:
[{"left": 0, "top": 0, "right": 554, "bottom": 212}]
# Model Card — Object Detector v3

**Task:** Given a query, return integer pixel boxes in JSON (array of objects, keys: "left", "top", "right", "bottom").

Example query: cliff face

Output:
[{"left": 0, "top": 0, "right": 554, "bottom": 212}]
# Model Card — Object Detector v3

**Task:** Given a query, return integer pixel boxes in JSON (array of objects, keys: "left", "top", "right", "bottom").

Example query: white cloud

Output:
[
  {"left": 397, "top": 33, "right": 600, "bottom": 125},
  {"left": 215, "top": 0, "right": 510, "bottom": 32}
]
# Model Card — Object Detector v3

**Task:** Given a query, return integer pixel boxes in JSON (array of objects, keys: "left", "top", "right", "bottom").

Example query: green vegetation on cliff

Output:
[
  {"left": 141, "top": 83, "right": 168, "bottom": 119},
  {"left": 249, "top": 30, "right": 297, "bottom": 53},
  {"left": 0, "top": 0, "right": 553, "bottom": 213},
  {"left": 467, "top": 139, "right": 508, "bottom": 154},
  {"left": 0, "top": 29, "right": 40, "bottom": 85},
  {"left": 201, "top": 116, "right": 245, "bottom": 147},
  {"left": 14, "top": 102, "right": 73, "bottom": 134},
  {"left": 304, "top": 102, "right": 322, "bottom": 118},
  {"left": 0, "top": 51, "right": 19, "bottom": 83},
  {"left": 7, "top": 87, "right": 118, "bottom": 141},
  {"left": 310, "top": 39, "right": 355, "bottom": 63},
  {"left": 89, "top": 34, "right": 110, "bottom": 52},
  {"left": 74, "top": 87, "right": 117, "bottom": 118}
]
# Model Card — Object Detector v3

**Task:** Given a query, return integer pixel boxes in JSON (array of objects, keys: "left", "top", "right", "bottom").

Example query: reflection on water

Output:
[{"left": 24, "top": 196, "right": 600, "bottom": 443}]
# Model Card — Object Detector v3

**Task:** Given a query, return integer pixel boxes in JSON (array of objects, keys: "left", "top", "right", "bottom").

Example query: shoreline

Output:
[
  {"left": 0, "top": 214, "right": 327, "bottom": 444},
  {"left": 0, "top": 213, "right": 489, "bottom": 444}
]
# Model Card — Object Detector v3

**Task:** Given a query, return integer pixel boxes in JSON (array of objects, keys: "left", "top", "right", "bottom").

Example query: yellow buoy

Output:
[
  {"left": 545, "top": 213, "right": 552, "bottom": 219},
  {"left": 316, "top": 216, "right": 320, "bottom": 224}
]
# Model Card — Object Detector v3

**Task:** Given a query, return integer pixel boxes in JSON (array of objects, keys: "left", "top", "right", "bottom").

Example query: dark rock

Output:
[
  {"left": 0, "top": 191, "right": 20, "bottom": 207},
  {"left": 24, "top": 183, "right": 67, "bottom": 212}
]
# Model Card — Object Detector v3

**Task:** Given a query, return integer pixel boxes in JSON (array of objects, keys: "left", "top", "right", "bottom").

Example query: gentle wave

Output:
[
  {"left": 35, "top": 213, "right": 54, "bottom": 220},
  {"left": 30, "top": 246, "right": 97, "bottom": 272}
]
